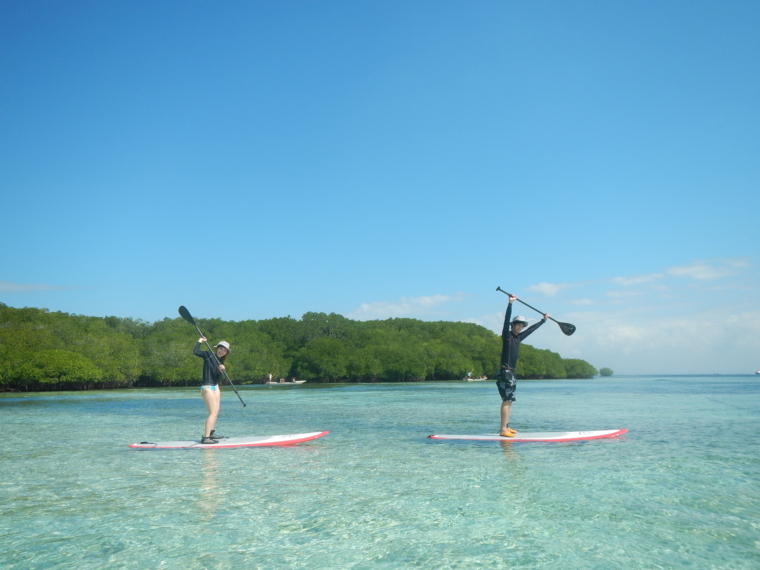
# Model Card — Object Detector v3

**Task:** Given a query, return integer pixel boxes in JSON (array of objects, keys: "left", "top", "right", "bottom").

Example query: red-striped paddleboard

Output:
[
  {"left": 129, "top": 431, "right": 329, "bottom": 449},
  {"left": 428, "top": 429, "right": 627, "bottom": 443}
]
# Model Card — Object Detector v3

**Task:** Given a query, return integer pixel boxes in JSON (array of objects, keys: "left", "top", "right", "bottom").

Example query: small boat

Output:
[
  {"left": 756, "top": 370, "right": 760, "bottom": 375},
  {"left": 463, "top": 376, "right": 488, "bottom": 382},
  {"left": 266, "top": 380, "right": 306, "bottom": 385}
]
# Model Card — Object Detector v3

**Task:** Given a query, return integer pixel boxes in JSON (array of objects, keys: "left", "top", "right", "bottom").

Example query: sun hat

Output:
[
  {"left": 215, "top": 341, "right": 230, "bottom": 352},
  {"left": 511, "top": 316, "right": 528, "bottom": 326}
]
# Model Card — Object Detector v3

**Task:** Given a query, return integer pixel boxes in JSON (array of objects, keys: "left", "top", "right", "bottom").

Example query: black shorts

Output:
[{"left": 496, "top": 368, "right": 516, "bottom": 402}]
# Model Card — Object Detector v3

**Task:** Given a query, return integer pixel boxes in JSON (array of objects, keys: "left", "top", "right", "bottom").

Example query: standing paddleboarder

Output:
[
  {"left": 498, "top": 294, "right": 549, "bottom": 437},
  {"left": 195, "top": 337, "right": 230, "bottom": 444}
]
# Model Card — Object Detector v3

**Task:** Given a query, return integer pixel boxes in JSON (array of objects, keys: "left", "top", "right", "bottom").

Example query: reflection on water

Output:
[
  {"left": 199, "top": 450, "right": 219, "bottom": 520},
  {"left": 498, "top": 440, "right": 520, "bottom": 461}
]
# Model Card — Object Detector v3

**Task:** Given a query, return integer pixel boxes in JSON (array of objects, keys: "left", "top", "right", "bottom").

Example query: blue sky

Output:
[{"left": 1, "top": 1, "right": 758, "bottom": 374}]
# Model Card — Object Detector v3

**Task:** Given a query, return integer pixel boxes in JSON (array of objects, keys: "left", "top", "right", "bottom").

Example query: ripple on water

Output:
[{"left": 1, "top": 377, "right": 759, "bottom": 569}]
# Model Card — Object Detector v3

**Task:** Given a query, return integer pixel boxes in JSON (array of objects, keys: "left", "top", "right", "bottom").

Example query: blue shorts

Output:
[
  {"left": 200, "top": 385, "right": 218, "bottom": 393},
  {"left": 496, "top": 369, "right": 516, "bottom": 402}
]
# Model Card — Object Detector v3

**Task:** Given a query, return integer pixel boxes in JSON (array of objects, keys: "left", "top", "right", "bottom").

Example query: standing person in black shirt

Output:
[
  {"left": 497, "top": 294, "right": 548, "bottom": 437},
  {"left": 194, "top": 337, "right": 230, "bottom": 444}
]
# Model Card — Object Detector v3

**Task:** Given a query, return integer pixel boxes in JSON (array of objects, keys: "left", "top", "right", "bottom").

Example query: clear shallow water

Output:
[{"left": 1, "top": 376, "right": 759, "bottom": 569}]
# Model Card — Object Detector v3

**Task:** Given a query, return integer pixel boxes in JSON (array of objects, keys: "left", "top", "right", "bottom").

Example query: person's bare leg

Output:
[
  {"left": 202, "top": 387, "right": 220, "bottom": 437},
  {"left": 500, "top": 400, "right": 512, "bottom": 435},
  {"left": 211, "top": 387, "right": 221, "bottom": 434}
]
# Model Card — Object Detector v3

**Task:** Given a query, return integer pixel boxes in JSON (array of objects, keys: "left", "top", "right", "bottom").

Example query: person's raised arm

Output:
[
  {"left": 502, "top": 295, "right": 516, "bottom": 338},
  {"left": 194, "top": 337, "right": 207, "bottom": 357},
  {"left": 520, "top": 314, "right": 549, "bottom": 340}
]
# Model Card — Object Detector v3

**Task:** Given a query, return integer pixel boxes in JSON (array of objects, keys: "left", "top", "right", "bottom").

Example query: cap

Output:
[{"left": 214, "top": 341, "right": 230, "bottom": 352}]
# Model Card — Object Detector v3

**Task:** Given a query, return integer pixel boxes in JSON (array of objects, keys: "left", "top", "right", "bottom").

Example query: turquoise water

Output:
[{"left": 2, "top": 376, "right": 759, "bottom": 569}]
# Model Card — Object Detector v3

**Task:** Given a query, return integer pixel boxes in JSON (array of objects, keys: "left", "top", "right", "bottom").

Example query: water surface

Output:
[{"left": 2, "top": 376, "right": 759, "bottom": 568}]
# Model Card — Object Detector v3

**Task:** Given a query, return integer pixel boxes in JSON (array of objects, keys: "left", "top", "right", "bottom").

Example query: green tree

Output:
[
  {"left": 298, "top": 312, "right": 350, "bottom": 342},
  {"left": 564, "top": 359, "right": 598, "bottom": 379},
  {"left": 0, "top": 302, "right": 600, "bottom": 389},
  {"left": 422, "top": 339, "right": 474, "bottom": 380},
  {"left": 141, "top": 318, "right": 200, "bottom": 385},
  {"left": 599, "top": 367, "right": 614, "bottom": 377},
  {"left": 345, "top": 348, "right": 384, "bottom": 381},
  {"left": 373, "top": 343, "right": 427, "bottom": 381},
  {"left": 257, "top": 317, "right": 301, "bottom": 356},
  {"left": 225, "top": 330, "right": 290, "bottom": 381},
  {"left": 294, "top": 337, "right": 349, "bottom": 381},
  {"left": 14, "top": 349, "right": 103, "bottom": 388}
]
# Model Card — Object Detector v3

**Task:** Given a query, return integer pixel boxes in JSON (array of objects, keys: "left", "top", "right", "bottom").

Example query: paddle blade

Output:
[
  {"left": 558, "top": 321, "right": 576, "bottom": 336},
  {"left": 178, "top": 306, "right": 196, "bottom": 325}
]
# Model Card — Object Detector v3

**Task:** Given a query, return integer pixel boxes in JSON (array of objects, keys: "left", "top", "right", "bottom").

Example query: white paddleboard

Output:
[
  {"left": 129, "top": 431, "right": 329, "bottom": 449},
  {"left": 428, "top": 429, "right": 627, "bottom": 443}
]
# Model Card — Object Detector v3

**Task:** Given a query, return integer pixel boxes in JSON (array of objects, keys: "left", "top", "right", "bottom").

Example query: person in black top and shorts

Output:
[
  {"left": 194, "top": 338, "right": 230, "bottom": 444},
  {"left": 497, "top": 294, "right": 548, "bottom": 437}
]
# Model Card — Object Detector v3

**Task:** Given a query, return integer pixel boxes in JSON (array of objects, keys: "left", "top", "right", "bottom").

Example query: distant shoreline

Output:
[{"left": 2, "top": 373, "right": 756, "bottom": 395}]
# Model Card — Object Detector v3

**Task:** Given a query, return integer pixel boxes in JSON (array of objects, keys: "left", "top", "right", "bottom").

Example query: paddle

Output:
[
  {"left": 496, "top": 287, "right": 576, "bottom": 336},
  {"left": 178, "top": 306, "right": 247, "bottom": 407}
]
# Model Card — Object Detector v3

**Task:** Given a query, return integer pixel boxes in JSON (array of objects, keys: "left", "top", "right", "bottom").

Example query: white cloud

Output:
[
  {"left": 348, "top": 293, "right": 465, "bottom": 320},
  {"left": 535, "top": 304, "right": 760, "bottom": 374},
  {"left": 0, "top": 280, "right": 69, "bottom": 293},
  {"left": 724, "top": 259, "right": 751, "bottom": 269},
  {"left": 464, "top": 312, "right": 505, "bottom": 331},
  {"left": 496, "top": 258, "right": 758, "bottom": 373},
  {"left": 605, "top": 290, "right": 643, "bottom": 299},
  {"left": 665, "top": 259, "right": 748, "bottom": 280},
  {"left": 525, "top": 282, "right": 582, "bottom": 296},
  {"left": 611, "top": 273, "right": 663, "bottom": 286}
]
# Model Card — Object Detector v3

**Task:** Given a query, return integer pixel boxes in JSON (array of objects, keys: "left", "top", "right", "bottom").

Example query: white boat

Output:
[
  {"left": 463, "top": 376, "right": 488, "bottom": 382},
  {"left": 266, "top": 381, "right": 306, "bottom": 385}
]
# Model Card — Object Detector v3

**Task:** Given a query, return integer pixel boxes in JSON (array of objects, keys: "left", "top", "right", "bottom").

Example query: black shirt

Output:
[
  {"left": 194, "top": 342, "right": 224, "bottom": 386},
  {"left": 500, "top": 302, "right": 544, "bottom": 370}
]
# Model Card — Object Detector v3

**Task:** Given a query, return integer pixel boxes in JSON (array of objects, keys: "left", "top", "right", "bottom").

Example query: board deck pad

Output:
[
  {"left": 129, "top": 431, "right": 329, "bottom": 449},
  {"left": 428, "top": 429, "right": 627, "bottom": 443}
]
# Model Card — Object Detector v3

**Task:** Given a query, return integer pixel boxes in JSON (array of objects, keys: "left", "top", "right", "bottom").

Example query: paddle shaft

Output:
[
  {"left": 496, "top": 287, "right": 557, "bottom": 323},
  {"left": 180, "top": 307, "right": 246, "bottom": 407},
  {"left": 495, "top": 287, "right": 575, "bottom": 336}
]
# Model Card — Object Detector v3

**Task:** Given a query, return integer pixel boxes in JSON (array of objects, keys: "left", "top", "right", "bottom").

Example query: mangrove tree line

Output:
[{"left": 0, "top": 303, "right": 597, "bottom": 391}]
